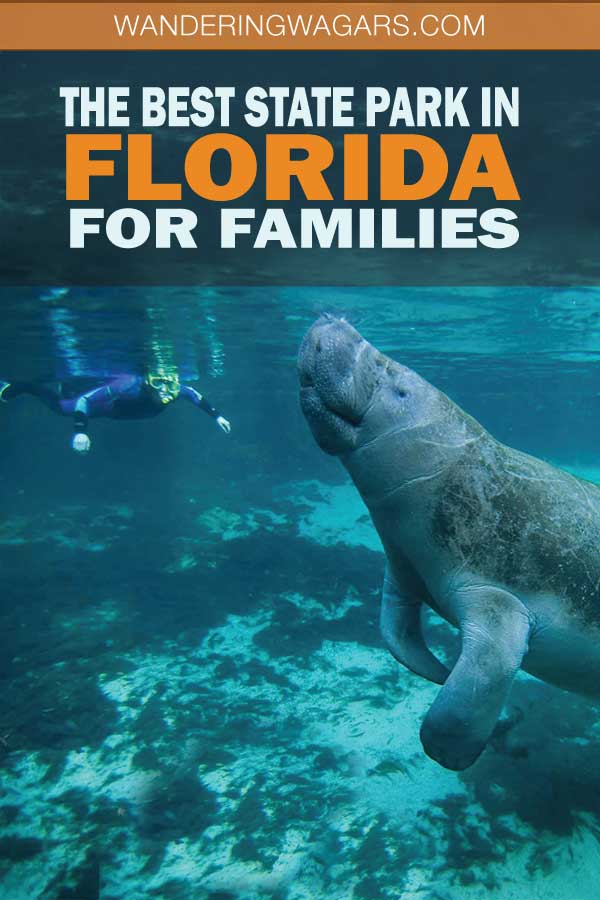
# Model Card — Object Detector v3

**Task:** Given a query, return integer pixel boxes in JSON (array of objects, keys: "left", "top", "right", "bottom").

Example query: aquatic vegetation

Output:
[
  {"left": 0, "top": 476, "right": 597, "bottom": 898},
  {"left": 3, "top": 286, "right": 600, "bottom": 897},
  {"left": 0, "top": 505, "right": 133, "bottom": 552},
  {"left": 197, "top": 506, "right": 287, "bottom": 542}
]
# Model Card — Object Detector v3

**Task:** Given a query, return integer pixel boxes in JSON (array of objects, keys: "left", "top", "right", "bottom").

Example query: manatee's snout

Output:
[
  {"left": 299, "top": 316, "right": 370, "bottom": 416},
  {"left": 298, "top": 316, "right": 377, "bottom": 455}
]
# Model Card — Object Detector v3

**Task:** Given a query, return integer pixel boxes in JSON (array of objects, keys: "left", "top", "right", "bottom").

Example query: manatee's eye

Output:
[{"left": 396, "top": 388, "right": 408, "bottom": 398}]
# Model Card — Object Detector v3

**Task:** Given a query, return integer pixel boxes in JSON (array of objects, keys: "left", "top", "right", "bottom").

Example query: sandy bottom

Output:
[{"left": 1, "top": 468, "right": 600, "bottom": 899}]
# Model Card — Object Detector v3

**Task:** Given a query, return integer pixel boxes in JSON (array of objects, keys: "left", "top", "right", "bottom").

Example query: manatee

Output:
[{"left": 298, "top": 315, "right": 600, "bottom": 770}]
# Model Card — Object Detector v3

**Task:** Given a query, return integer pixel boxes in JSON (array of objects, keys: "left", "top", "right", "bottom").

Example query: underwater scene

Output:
[{"left": 1, "top": 285, "right": 600, "bottom": 900}]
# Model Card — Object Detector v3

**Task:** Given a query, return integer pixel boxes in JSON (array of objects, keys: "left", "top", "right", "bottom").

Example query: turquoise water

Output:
[{"left": 1, "top": 286, "right": 600, "bottom": 899}]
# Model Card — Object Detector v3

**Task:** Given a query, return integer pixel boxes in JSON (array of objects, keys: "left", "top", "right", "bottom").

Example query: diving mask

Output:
[{"left": 147, "top": 372, "right": 181, "bottom": 404}]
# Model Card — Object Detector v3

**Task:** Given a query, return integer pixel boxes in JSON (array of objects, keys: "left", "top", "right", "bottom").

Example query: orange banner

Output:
[{"left": 2, "top": 3, "right": 600, "bottom": 50}]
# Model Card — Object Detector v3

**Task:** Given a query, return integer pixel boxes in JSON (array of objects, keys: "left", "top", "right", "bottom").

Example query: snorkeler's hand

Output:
[
  {"left": 72, "top": 433, "right": 91, "bottom": 454},
  {"left": 216, "top": 416, "right": 231, "bottom": 434}
]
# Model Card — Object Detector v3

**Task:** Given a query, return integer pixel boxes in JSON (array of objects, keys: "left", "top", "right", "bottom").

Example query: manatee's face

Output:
[{"left": 298, "top": 316, "right": 431, "bottom": 457}]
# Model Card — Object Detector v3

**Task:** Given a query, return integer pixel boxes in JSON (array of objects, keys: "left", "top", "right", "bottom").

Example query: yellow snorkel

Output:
[
  {"left": 146, "top": 311, "right": 181, "bottom": 404},
  {"left": 146, "top": 370, "right": 181, "bottom": 404}
]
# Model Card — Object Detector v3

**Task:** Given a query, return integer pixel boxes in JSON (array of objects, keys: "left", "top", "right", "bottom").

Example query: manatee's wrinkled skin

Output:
[{"left": 298, "top": 315, "right": 600, "bottom": 770}]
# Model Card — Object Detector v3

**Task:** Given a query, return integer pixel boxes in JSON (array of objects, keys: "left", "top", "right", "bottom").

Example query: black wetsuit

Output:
[{"left": 3, "top": 375, "right": 221, "bottom": 435}]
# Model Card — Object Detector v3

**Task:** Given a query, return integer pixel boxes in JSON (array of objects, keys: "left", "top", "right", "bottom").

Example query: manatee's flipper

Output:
[
  {"left": 420, "top": 586, "right": 531, "bottom": 771},
  {"left": 381, "top": 563, "right": 449, "bottom": 685}
]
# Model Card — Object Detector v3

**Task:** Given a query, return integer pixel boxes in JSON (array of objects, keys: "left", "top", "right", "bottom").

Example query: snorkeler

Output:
[{"left": 0, "top": 371, "right": 231, "bottom": 453}]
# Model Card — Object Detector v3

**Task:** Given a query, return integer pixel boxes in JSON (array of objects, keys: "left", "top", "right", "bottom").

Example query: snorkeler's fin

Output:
[{"left": 0, "top": 381, "right": 10, "bottom": 403}]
